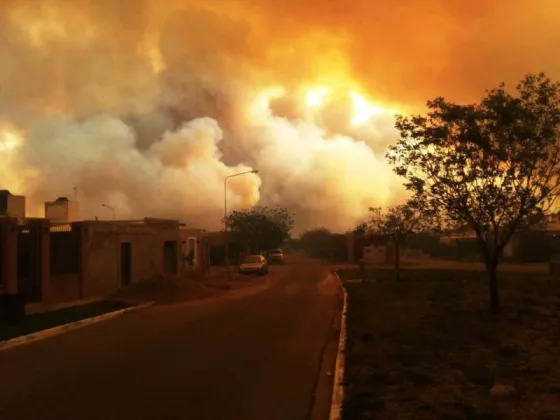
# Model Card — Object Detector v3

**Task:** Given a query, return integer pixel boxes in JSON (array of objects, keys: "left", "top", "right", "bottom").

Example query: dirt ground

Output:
[
  {"left": 111, "top": 269, "right": 264, "bottom": 305},
  {"left": 330, "top": 257, "right": 548, "bottom": 274},
  {"left": 339, "top": 265, "right": 560, "bottom": 419}
]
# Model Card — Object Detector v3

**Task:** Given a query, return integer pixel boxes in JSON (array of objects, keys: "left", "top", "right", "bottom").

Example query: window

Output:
[{"left": 163, "top": 241, "right": 178, "bottom": 274}]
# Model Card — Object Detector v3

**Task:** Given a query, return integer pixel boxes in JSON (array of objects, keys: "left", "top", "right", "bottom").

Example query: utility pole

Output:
[
  {"left": 223, "top": 169, "right": 259, "bottom": 273},
  {"left": 101, "top": 203, "right": 115, "bottom": 220}
]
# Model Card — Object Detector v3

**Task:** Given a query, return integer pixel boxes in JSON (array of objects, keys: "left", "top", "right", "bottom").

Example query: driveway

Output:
[{"left": 0, "top": 256, "right": 342, "bottom": 420}]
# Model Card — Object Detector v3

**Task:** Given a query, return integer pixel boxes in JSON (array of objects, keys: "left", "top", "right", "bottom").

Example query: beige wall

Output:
[
  {"left": 45, "top": 202, "right": 67, "bottom": 222},
  {"left": 6, "top": 194, "right": 25, "bottom": 220},
  {"left": 45, "top": 201, "right": 81, "bottom": 222},
  {"left": 83, "top": 220, "right": 181, "bottom": 297},
  {"left": 0, "top": 218, "right": 185, "bottom": 305}
]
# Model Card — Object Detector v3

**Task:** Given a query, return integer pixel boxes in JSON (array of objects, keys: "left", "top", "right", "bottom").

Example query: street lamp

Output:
[
  {"left": 224, "top": 169, "right": 259, "bottom": 272},
  {"left": 101, "top": 203, "right": 115, "bottom": 220}
]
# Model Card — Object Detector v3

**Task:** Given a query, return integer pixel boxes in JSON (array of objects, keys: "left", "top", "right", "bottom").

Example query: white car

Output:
[
  {"left": 239, "top": 255, "right": 269, "bottom": 275},
  {"left": 268, "top": 249, "right": 284, "bottom": 264}
]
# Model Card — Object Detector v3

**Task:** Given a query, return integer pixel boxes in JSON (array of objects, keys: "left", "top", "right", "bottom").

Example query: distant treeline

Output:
[
  {"left": 286, "top": 229, "right": 348, "bottom": 261},
  {"left": 405, "top": 232, "right": 560, "bottom": 263},
  {"left": 288, "top": 229, "right": 560, "bottom": 264}
]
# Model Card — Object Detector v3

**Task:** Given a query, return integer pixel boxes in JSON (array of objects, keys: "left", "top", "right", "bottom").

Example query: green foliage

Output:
[
  {"left": 510, "top": 232, "right": 557, "bottom": 263},
  {"left": 365, "top": 199, "right": 437, "bottom": 244},
  {"left": 362, "top": 199, "right": 437, "bottom": 280},
  {"left": 404, "top": 233, "right": 481, "bottom": 261},
  {"left": 298, "top": 228, "right": 352, "bottom": 261},
  {"left": 225, "top": 205, "right": 294, "bottom": 253},
  {"left": 282, "top": 238, "right": 301, "bottom": 252},
  {"left": 387, "top": 73, "right": 560, "bottom": 310},
  {"left": 353, "top": 223, "right": 368, "bottom": 235},
  {"left": 299, "top": 228, "right": 335, "bottom": 259}
]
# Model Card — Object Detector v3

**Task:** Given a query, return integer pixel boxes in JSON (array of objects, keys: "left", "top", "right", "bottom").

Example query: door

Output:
[
  {"left": 18, "top": 228, "right": 41, "bottom": 302},
  {"left": 163, "top": 241, "right": 178, "bottom": 274},
  {"left": 120, "top": 242, "right": 132, "bottom": 286}
]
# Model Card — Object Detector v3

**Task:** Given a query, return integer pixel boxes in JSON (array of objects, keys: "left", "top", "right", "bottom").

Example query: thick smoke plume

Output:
[{"left": 0, "top": 0, "right": 557, "bottom": 232}]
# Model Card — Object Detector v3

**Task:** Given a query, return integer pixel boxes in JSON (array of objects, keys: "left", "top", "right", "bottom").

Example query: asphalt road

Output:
[{"left": 0, "top": 256, "right": 342, "bottom": 420}]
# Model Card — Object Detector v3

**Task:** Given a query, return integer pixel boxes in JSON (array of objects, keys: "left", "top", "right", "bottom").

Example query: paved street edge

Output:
[
  {"left": 329, "top": 271, "right": 347, "bottom": 420},
  {"left": 0, "top": 302, "right": 154, "bottom": 352}
]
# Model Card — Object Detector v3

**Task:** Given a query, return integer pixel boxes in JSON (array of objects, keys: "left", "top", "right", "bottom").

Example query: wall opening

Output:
[
  {"left": 50, "top": 228, "right": 80, "bottom": 276},
  {"left": 163, "top": 241, "right": 178, "bottom": 274},
  {"left": 120, "top": 242, "right": 132, "bottom": 286},
  {"left": 17, "top": 226, "right": 41, "bottom": 302}
]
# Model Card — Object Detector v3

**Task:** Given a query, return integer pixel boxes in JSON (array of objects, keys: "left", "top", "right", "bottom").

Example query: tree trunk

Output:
[
  {"left": 484, "top": 252, "right": 500, "bottom": 313},
  {"left": 488, "top": 267, "right": 500, "bottom": 313},
  {"left": 393, "top": 237, "right": 401, "bottom": 281},
  {"left": 478, "top": 237, "right": 501, "bottom": 313}
]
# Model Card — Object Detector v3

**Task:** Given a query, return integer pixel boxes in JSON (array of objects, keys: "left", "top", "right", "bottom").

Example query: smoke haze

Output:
[{"left": 0, "top": 0, "right": 558, "bottom": 232}]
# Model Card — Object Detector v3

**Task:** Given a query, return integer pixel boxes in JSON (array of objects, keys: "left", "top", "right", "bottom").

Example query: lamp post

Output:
[
  {"left": 101, "top": 203, "right": 115, "bottom": 220},
  {"left": 224, "top": 169, "right": 259, "bottom": 272}
]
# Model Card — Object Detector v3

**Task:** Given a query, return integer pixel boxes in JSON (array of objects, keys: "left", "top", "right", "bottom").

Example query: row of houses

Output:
[
  {"left": 0, "top": 190, "right": 234, "bottom": 307},
  {"left": 0, "top": 216, "right": 233, "bottom": 306}
]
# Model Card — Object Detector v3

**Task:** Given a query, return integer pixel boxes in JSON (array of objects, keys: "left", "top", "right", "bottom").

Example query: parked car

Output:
[
  {"left": 268, "top": 248, "right": 284, "bottom": 264},
  {"left": 239, "top": 254, "right": 269, "bottom": 275}
]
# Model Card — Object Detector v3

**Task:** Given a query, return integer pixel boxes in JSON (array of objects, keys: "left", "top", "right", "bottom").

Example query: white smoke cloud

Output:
[
  {"left": 17, "top": 115, "right": 260, "bottom": 228},
  {"left": 0, "top": 1, "right": 409, "bottom": 233},
  {"left": 240, "top": 116, "right": 405, "bottom": 232}
]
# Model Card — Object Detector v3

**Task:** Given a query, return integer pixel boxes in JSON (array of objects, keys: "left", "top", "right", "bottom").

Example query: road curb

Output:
[
  {"left": 0, "top": 302, "right": 154, "bottom": 353},
  {"left": 26, "top": 297, "right": 103, "bottom": 315},
  {"left": 329, "top": 270, "right": 347, "bottom": 420}
]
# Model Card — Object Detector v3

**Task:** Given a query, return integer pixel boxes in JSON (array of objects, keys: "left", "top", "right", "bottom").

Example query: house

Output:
[
  {"left": 0, "top": 190, "right": 25, "bottom": 222},
  {"left": 345, "top": 232, "right": 396, "bottom": 265},
  {"left": 0, "top": 217, "right": 185, "bottom": 305},
  {"left": 202, "top": 231, "right": 244, "bottom": 265},
  {"left": 45, "top": 197, "right": 81, "bottom": 223}
]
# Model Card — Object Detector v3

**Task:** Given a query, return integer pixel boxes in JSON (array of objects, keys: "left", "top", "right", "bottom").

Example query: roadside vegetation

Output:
[
  {"left": 339, "top": 265, "right": 560, "bottom": 419},
  {"left": 0, "top": 300, "right": 129, "bottom": 342},
  {"left": 340, "top": 73, "right": 560, "bottom": 418},
  {"left": 387, "top": 73, "right": 560, "bottom": 312},
  {"left": 225, "top": 205, "right": 294, "bottom": 253}
]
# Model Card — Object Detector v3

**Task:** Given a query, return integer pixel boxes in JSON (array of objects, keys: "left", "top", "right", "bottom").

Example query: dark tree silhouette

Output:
[
  {"left": 365, "top": 199, "right": 436, "bottom": 281},
  {"left": 226, "top": 205, "right": 294, "bottom": 253},
  {"left": 387, "top": 73, "right": 560, "bottom": 312}
]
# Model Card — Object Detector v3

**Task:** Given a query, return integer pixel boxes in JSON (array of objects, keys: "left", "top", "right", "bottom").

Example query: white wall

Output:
[{"left": 363, "top": 244, "right": 386, "bottom": 264}]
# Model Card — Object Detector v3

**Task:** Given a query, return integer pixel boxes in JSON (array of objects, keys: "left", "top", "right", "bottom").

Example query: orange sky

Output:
[
  {"left": 2, "top": 0, "right": 558, "bottom": 113},
  {"left": 232, "top": 0, "right": 560, "bottom": 105},
  {"left": 1, "top": 0, "right": 559, "bottom": 230}
]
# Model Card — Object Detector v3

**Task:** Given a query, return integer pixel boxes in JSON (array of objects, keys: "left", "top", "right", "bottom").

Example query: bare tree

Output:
[{"left": 365, "top": 200, "right": 434, "bottom": 281}]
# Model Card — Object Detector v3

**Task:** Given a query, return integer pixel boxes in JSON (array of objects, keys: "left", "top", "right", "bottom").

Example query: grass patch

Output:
[
  {"left": 340, "top": 266, "right": 560, "bottom": 419},
  {"left": 0, "top": 300, "right": 129, "bottom": 341}
]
